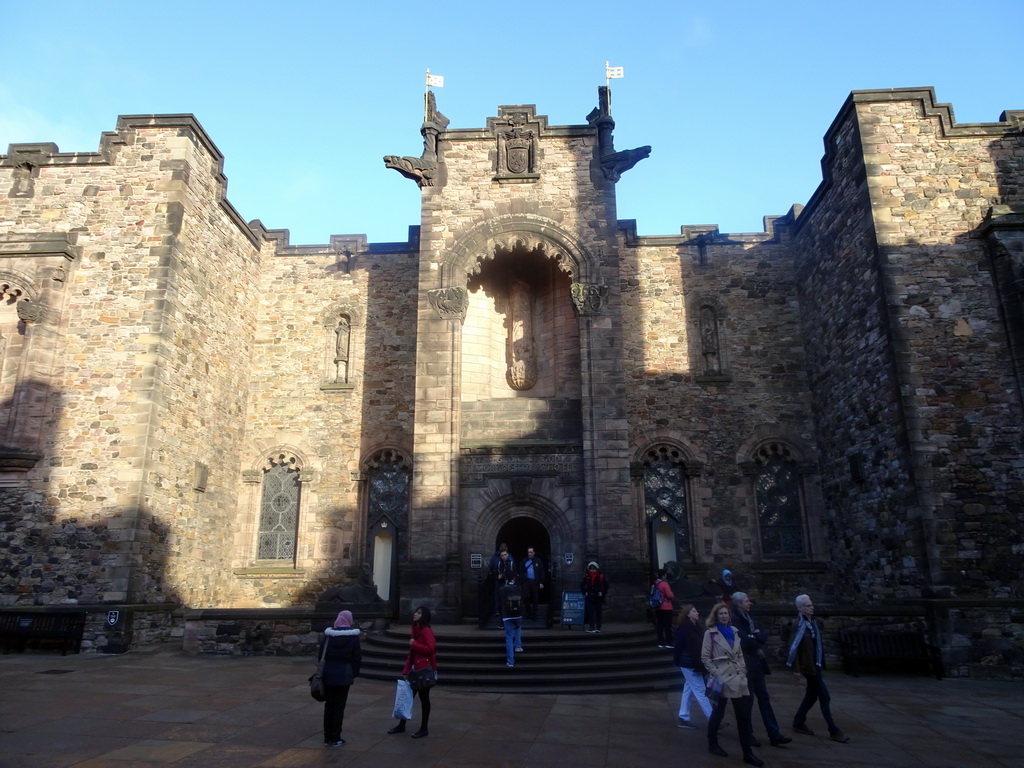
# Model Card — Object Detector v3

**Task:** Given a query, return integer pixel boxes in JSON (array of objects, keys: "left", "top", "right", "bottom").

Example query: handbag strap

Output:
[{"left": 318, "top": 634, "right": 330, "bottom": 663}]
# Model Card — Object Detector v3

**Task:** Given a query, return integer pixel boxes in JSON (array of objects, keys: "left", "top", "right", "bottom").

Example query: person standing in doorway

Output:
[
  {"left": 491, "top": 545, "right": 515, "bottom": 617},
  {"left": 580, "top": 561, "right": 608, "bottom": 633},
  {"left": 786, "top": 594, "right": 850, "bottom": 743},
  {"left": 518, "top": 546, "right": 545, "bottom": 621},
  {"left": 653, "top": 568, "right": 675, "bottom": 648}
]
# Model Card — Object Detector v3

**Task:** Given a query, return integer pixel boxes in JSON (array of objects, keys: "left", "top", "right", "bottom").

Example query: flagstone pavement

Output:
[{"left": 1, "top": 635, "right": 1021, "bottom": 768}]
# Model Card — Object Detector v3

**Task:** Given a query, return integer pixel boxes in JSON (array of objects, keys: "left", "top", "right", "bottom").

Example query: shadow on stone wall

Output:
[{"left": 0, "top": 379, "right": 181, "bottom": 650}]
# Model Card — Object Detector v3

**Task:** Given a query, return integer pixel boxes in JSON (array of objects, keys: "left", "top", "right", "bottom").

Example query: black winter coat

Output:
[
  {"left": 673, "top": 617, "right": 707, "bottom": 673},
  {"left": 319, "top": 627, "right": 362, "bottom": 686}
]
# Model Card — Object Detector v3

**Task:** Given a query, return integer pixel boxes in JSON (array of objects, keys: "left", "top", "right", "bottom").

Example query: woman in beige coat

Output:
[{"left": 701, "top": 602, "right": 763, "bottom": 766}]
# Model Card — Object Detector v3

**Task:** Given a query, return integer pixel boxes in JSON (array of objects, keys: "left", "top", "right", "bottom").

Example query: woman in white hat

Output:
[{"left": 580, "top": 561, "right": 609, "bottom": 633}]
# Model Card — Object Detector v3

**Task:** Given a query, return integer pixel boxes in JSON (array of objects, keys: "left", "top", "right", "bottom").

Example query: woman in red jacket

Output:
[{"left": 387, "top": 606, "right": 437, "bottom": 739}]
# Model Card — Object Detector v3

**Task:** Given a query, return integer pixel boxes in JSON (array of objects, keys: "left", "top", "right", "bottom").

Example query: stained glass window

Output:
[
  {"left": 258, "top": 462, "right": 300, "bottom": 560},
  {"left": 368, "top": 451, "right": 410, "bottom": 529},
  {"left": 755, "top": 445, "right": 805, "bottom": 557},
  {"left": 643, "top": 446, "right": 690, "bottom": 557}
]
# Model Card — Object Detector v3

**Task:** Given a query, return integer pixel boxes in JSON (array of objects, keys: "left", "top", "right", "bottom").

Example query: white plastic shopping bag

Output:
[{"left": 392, "top": 678, "right": 414, "bottom": 720}]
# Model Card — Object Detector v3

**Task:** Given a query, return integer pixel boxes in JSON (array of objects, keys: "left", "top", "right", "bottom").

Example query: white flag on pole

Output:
[
  {"left": 605, "top": 65, "right": 624, "bottom": 79},
  {"left": 426, "top": 72, "right": 444, "bottom": 88}
]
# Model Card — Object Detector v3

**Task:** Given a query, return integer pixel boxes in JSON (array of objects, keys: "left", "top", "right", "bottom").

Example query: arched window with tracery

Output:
[
  {"left": 642, "top": 445, "right": 691, "bottom": 568},
  {"left": 258, "top": 454, "right": 301, "bottom": 561},
  {"left": 754, "top": 443, "right": 806, "bottom": 557}
]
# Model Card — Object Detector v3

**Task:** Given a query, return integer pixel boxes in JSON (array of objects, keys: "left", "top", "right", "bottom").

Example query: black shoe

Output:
[
  {"left": 411, "top": 728, "right": 429, "bottom": 739},
  {"left": 792, "top": 722, "right": 814, "bottom": 736},
  {"left": 325, "top": 739, "right": 345, "bottom": 747},
  {"left": 770, "top": 735, "right": 793, "bottom": 746},
  {"left": 749, "top": 738, "right": 762, "bottom": 747},
  {"left": 829, "top": 730, "right": 850, "bottom": 743},
  {"left": 743, "top": 754, "right": 765, "bottom": 767},
  {"left": 387, "top": 724, "right": 406, "bottom": 735},
  {"left": 709, "top": 744, "right": 728, "bottom": 757}
]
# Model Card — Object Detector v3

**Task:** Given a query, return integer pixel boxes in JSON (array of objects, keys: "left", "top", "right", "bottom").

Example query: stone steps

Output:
[{"left": 360, "top": 622, "right": 684, "bottom": 694}]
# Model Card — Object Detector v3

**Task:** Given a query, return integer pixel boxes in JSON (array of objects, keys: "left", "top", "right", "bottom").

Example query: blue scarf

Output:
[
  {"left": 786, "top": 613, "right": 822, "bottom": 668},
  {"left": 716, "top": 622, "right": 735, "bottom": 644}
]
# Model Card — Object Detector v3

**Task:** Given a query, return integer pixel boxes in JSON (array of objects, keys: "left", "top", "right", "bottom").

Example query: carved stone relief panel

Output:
[
  {"left": 493, "top": 109, "right": 541, "bottom": 182},
  {"left": 570, "top": 283, "right": 608, "bottom": 316},
  {"left": 428, "top": 286, "right": 469, "bottom": 324}
]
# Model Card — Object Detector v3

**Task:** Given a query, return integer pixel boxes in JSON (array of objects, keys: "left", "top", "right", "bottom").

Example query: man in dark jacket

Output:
[
  {"left": 785, "top": 594, "right": 850, "bottom": 743},
  {"left": 518, "top": 546, "right": 546, "bottom": 620},
  {"left": 731, "top": 592, "right": 791, "bottom": 747},
  {"left": 489, "top": 544, "right": 514, "bottom": 616}
]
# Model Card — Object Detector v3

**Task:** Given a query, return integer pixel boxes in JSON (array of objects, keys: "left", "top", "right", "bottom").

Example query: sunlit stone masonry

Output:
[{"left": 1, "top": 87, "right": 1022, "bottom": 677}]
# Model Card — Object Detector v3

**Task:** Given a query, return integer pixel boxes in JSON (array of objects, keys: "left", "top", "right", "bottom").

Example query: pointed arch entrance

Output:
[
  {"left": 496, "top": 515, "right": 553, "bottom": 613},
  {"left": 496, "top": 516, "right": 550, "bottom": 573}
]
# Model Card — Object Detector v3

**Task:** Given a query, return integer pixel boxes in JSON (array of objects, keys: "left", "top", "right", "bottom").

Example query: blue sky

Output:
[{"left": 2, "top": 1, "right": 1021, "bottom": 245}]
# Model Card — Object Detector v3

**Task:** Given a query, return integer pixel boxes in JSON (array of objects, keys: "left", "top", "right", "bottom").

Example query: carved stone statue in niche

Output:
[
  {"left": 9, "top": 163, "right": 35, "bottom": 197},
  {"left": 334, "top": 316, "right": 351, "bottom": 383},
  {"left": 506, "top": 279, "right": 537, "bottom": 390},
  {"left": 383, "top": 91, "right": 450, "bottom": 188},
  {"left": 700, "top": 306, "right": 721, "bottom": 374}
]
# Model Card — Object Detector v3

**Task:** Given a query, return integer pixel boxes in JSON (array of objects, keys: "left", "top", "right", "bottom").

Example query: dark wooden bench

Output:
[
  {"left": 838, "top": 627, "right": 943, "bottom": 679},
  {"left": 0, "top": 610, "right": 87, "bottom": 656}
]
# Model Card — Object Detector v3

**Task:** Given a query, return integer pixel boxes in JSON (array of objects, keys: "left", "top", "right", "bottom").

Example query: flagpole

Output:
[{"left": 425, "top": 68, "right": 431, "bottom": 123}]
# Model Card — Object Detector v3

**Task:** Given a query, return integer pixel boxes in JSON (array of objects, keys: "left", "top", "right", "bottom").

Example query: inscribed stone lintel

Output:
[
  {"left": 233, "top": 568, "right": 306, "bottom": 579},
  {"left": 494, "top": 173, "right": 540, "bottom": 184},
  {"left": 459, "top": 450, "right": 583, "bottom": 487},
  {"left": 695, "top": 373, "right": 732, "bottom": 385}
]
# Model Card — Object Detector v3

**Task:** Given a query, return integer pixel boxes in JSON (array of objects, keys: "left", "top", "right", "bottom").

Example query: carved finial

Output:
[
  {"left": 588, "top": 86, "right": 650, "bottom": 183},
  {"left": 384, "top": 92, "right": 450, "bottom": 188}
]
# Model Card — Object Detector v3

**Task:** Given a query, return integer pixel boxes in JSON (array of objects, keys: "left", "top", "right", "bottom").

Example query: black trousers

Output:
[
  {"left": 709, "top": 694, "right": 755, "bottom": 754},
  {"left": 397, "top": 686, "right": 432, "bottom": 730},
  {"left": 655, "top": 609, "right": 673, "bottom": 645},
  {"left": 323, "top": 684, "right": 351, "bottom": 741},
  {"left": 745, "top": 658, "right": 783, "bottom": 740},
  {"left": 522, "top": 579, "right": 540, "bottom": 618}
]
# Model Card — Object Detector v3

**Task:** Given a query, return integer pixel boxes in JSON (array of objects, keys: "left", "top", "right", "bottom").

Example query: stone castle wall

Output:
[
  {"left": 791, "top": 99, "right": 921, "bottom": 605},
  {"left": 853, "top": 92, "right": 1024, "bottom": 600},
  {"left": 620, "top": 223, "right": 825, "bottom": 586},
  {"left": 1, "top": 90, "right": 1022, "bottom": 674},
  {"left": 0, "top": 118, "right": 261, "bottom": 608},
  {"left": 230, "top": 235, "right": 419, "bottom": 607}
]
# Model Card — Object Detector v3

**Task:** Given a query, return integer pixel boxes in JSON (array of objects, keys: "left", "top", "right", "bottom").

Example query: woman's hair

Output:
[
  {"left": 705, "top": 601, "right": 730, "bottom": 629},
  {"left": 414, "top": 606, "right": 432, "bottom": 627},
  {"left": 678, "top": 603, "right": 696, "bottom": 622}
]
